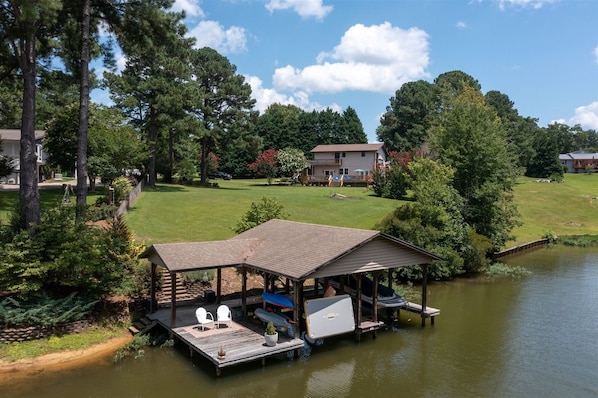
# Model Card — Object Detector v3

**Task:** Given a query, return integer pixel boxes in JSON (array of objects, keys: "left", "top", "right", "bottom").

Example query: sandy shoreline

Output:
[{"left": 0, "top": 333, "right": 133, "bottom": 385}]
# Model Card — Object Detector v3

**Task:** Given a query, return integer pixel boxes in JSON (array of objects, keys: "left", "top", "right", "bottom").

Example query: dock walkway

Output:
[
  {"left": 398, "top": 302, "right": 440, "bottom": 325},
  {"left": 147, "top": 306, "right": 304, "bottom": 376}
]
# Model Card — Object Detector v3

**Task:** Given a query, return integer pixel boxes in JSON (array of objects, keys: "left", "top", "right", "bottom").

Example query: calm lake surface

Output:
[{"left": 2, "top": 246, "right": 597, "bottom": 397}]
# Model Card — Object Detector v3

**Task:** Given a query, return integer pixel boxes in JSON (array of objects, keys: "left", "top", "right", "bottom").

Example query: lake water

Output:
[{"left": 2, "top": 246, "right": 597, "bottom": 397}]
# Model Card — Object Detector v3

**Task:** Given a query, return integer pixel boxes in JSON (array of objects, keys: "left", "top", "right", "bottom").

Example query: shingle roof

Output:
[
  {"left": 231, "top": 219, "right": 380, "bottom": 279},
  {"left": 141, "top": 219, "right": 442, "bottom": 281},
  {"left": 140, "top": 239, "right": 260, "bottom": 271},
  {"left": 0, "top": 129, "right": 45, "bottom": 141},
  {"left": 311, "top": 143, "right": 384, "bottom": 153}
]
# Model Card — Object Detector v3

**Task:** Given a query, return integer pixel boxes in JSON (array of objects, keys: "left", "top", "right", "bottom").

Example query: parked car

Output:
[{"left": 209, "top": 171, "right": 232, "bottom": 180}]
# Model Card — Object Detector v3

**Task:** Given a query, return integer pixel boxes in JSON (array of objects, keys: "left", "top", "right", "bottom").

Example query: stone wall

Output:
[{"left": 0, "top": 320, "right": 92, "bottom": 344}]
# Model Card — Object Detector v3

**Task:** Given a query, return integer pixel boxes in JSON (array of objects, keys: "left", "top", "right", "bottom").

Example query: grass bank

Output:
[
  {"left": 0, "top": 326, "right": 126, "bottom": 362},
  {"left": 510, "top": 174, "right": 598, "bottom": 244},
  {"left": 127, "top": 174, "right": 598, "bottom": 247}
]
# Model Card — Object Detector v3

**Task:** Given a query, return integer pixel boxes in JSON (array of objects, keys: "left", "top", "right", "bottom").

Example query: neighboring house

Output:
[
  {"left": 308, "top": 143, "right": 386, "bottom": 185},
  {"left": 0, "top": 129, "right": 47, "bottom": 184},
  {"left": 559, "top": 150, "right": 598, "bottom": 173}
]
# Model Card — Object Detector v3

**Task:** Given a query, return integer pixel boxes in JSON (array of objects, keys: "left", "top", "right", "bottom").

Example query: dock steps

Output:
[{"left": 129, "top": 316, "right": 158, "bottom": 336}]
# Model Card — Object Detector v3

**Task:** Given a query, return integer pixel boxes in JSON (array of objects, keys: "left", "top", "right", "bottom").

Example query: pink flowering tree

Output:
[{"left": 249, "top": 149, "right": 279, "bottom": 185}]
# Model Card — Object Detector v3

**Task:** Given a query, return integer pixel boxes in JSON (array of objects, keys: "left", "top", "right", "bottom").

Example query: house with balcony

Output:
[
  {"left": 559, "top": 150, "right": 598, "bottom": 173},
  {"left": 0, "top": 129, "right": 47, "bottom": 185},
  {"left": 308, "top": 143, "right": 387, "bottom": 186}
]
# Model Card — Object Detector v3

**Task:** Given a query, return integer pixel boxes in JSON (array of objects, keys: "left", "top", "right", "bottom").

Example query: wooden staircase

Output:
[
  {"left": 128, "top": 316, "right": 157, "bottom": 336},
  {"left": 157, "top": 268, "right": 196, "bottom": 306}
]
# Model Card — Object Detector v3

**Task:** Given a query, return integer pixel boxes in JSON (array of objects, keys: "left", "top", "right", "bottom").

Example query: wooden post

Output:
[
  {"left": 263, "top": 273, "right": 269, "bottom": 309},
  {"left": 241, "top": 266, "right": 247, "bottom": 315},
  {"left": 372, "top": 271, "right": 379, "bottom": 323},
  {"left": 421, "top": 264, "right": 428, "bottom": 327},
  {"left": 314, "top": 278, "right": 319, "bottom": 297},
  {"left": 293, "top": 280, "right": 303, "bottom": 339},
  {"left": 170, "top": 271, "right": 177, "bottom": 328},
  {"left": 216, "top": 268, "right": 222, "bottom": 304},
  {"left": 150, "top": 263, "right": 156, "bottom": 313},
  {"left": 355, "top": 273, "right": 362, "bottom": 341}
]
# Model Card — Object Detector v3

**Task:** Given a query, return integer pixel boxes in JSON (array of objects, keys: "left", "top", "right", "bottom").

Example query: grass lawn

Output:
[
  {"left": 125, "top": 174, "right": 598, "bottom": 247},
  {"left": 0, "top": 184, "right": 105, "bottom": 223},
  {"left": 510, "top": 174, "right": 598, "bottom": 244},
  {"left": 125, "top": 179, "right": 401, "bottom": 244},
  {"left": 2, "top": 173, "right": 596, "bottom": 248}
]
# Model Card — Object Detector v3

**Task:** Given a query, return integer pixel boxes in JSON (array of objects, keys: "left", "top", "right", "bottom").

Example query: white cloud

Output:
[
  {"left": 498, "top": 0, "right": 557, "bottom": 10},
  {"left": 171, "top": 0, "right": 205, "bottom": 18},
  {"left": 246, "top": 75, "right": 340, "bottom": 114},
  {"left": 188, "top": 21, "right": 247, "bottom": 54},
  {"left": 265, "top": 0, "right": 333, "bottom": 20},
  {"left": 273, "top": 22, "right": 430, "bottom": 95},
  {"left": 456, "top": 21, "right": 467, "bottom": 29},
  {"left": 566, "top": 102, "right": 598, "bottom": 130},
  {"left": 594, "top": 46, "right": 598, "bottom": 64}
]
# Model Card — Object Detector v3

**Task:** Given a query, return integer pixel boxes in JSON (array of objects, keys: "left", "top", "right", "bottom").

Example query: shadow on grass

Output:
[{"left": 154, "top": 183, "right": 251, "bottom": 191}]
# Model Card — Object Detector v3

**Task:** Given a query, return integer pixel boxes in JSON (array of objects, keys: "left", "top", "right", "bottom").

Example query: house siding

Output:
[
  {"left": 309, "top": 144, "right": 386, "bottom": 183},
  {"left": 310, "top": 237, "right": 432, "bottom": 279}
]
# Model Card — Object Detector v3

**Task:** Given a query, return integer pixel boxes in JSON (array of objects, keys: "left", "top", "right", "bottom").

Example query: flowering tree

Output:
[
  {"left": 249, "top": 149, "right": 279, "bottom": 185},
  {"left": 276, "top": 147, "right": 309, "bottom": 182}
]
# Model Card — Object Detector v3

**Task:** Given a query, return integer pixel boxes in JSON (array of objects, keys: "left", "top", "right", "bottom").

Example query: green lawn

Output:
[
  {"left": 0, "top": 185, "right": 104, "bottom": 223},
  {"left": 510, "top": 174, "right": 598, "bottom": 244},
  {"left": 2, "top": 173, "right": 597, "bottom": 248},
  {"left": 124, "top": 179, "right": 401, "bottom": 244}
]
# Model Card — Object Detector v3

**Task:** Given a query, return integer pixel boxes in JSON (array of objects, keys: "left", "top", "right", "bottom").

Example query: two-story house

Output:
[
  {"left": 308, "top": 143, "right": 386, "bottom": 186},
  {"left": 0, "top": 129, "right": 47, "bottom": 184},
  {"left": 559, "top": 151, "right": 598, "bottom": 173}
]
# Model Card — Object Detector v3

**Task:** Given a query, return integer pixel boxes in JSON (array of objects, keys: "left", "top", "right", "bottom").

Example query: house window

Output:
[
  {"left": 339, "top": 168, "right": 348, "bottom": 175},
  {"left": 342, "top": 152, "right": 346, "bottom": 157},
  {"left": 361, "top": 151, "right": 365, "bottom": 157}
]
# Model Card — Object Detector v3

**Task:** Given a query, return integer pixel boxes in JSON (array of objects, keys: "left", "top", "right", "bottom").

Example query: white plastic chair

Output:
[
  {"left": 195, "top": 307, "right": 214, "bottom": 330},
  {"left": 216, "top": 304, "right": 232, "bottom": 328}
]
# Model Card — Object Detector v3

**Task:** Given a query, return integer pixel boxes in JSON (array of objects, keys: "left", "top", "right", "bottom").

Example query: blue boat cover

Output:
[{"left": 262, "top": 292, "right": 294, "bottom": 309}]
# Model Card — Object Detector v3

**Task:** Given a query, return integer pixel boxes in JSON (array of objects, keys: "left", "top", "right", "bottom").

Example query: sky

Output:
[{"left": 93, "top": 0, "right": 598, "bottom": 143}]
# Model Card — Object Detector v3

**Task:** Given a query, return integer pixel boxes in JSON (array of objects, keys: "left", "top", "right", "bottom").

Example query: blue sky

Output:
[{"left": 94, "top": 0, "right": 598, "bottom": 143}]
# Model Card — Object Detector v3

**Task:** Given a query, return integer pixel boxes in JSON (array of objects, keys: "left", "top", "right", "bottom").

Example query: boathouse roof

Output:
[{"left": 140, "top": 219, "right": 442, "bottom": 281}]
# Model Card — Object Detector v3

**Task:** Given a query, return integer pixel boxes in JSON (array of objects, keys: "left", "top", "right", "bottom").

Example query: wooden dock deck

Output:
[
  {"left": 398, "top": 302, "right": 440, "bottom": 325},
  {"left": 147, "top": 306, "right": 304, "bottom": 376}
]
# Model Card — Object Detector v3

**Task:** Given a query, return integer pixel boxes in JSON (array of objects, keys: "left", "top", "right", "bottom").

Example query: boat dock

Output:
[
  {"left": 146, "top": 305, "right": 304, "bottom": 376},
  {"left": 398, "top": 302, "right": 441, "bottom": 325}
]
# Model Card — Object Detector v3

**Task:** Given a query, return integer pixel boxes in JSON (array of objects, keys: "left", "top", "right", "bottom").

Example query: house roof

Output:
[
  {"left": 0, "top": 129, "right": 45, "bottom": 141},
  {"left": 311, "top": 143, "right": 384, "bottom": 153},
  {"left": 559, "top": 151, "right": 598, "bottom": 160},
  {"left": 140, "top": 219, "right": 442, "bottom": 281}
]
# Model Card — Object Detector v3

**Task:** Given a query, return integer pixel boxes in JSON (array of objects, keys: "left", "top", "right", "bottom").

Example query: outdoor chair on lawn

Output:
[
  {"left": 195, "top": 307, "right": 214, "bottom": 331},
  {"left": 216, "top": 304, "right": 232, "bottom": 328}
]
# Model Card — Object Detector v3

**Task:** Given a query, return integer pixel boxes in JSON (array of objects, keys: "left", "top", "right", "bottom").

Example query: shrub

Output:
[
  {"left": 0, "top": 293, "right": 97, "bottom": 328},
  {"left": 183, "top": 270, "right": 214, "bottom": 284},
  {"left": 111, "top": 176, "right": 134, "bottom": 202}
]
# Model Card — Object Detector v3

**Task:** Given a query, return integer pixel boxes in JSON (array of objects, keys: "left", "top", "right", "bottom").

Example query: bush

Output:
[
  {"left": 111, "top": 176, "right": 134, "bottom": 202},
  {"left": 183, "top": 270, "right": 214, "bottom": 284},
  {"left": 0, "top": 205, "right": 144, "bottom": 301},
  {"left": 0, "top": 293, "right": 97, "bottom": 328}
]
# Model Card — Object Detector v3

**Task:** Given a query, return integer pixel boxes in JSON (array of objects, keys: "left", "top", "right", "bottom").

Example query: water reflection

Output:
[{"left": 1, "top": 246, "right": 597, "bottom": 397}]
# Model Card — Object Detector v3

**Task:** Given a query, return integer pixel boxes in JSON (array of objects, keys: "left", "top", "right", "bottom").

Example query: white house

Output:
[
  {"left": 308, "top": 143, "right": 387, "bottom": 185},
  {"left": 0, "top": 129, "right": 47, "bottom": 184},
  {"left": 559, "top": 150, "right": 598, "bottom": 173}
]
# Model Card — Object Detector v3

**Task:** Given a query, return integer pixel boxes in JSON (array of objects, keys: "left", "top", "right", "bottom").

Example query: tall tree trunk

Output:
[
  {"left": 18, "top": 31, "right": 41, "bottom": 230},
  {"left": 148, "top": 105, "right": 157, "bottom": 187},
  {"left": 76, "top": 0, "right": 91, "bottom": 223},
  {"left": 164, "top": 128, "right": 173, "bottom": 183}
]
